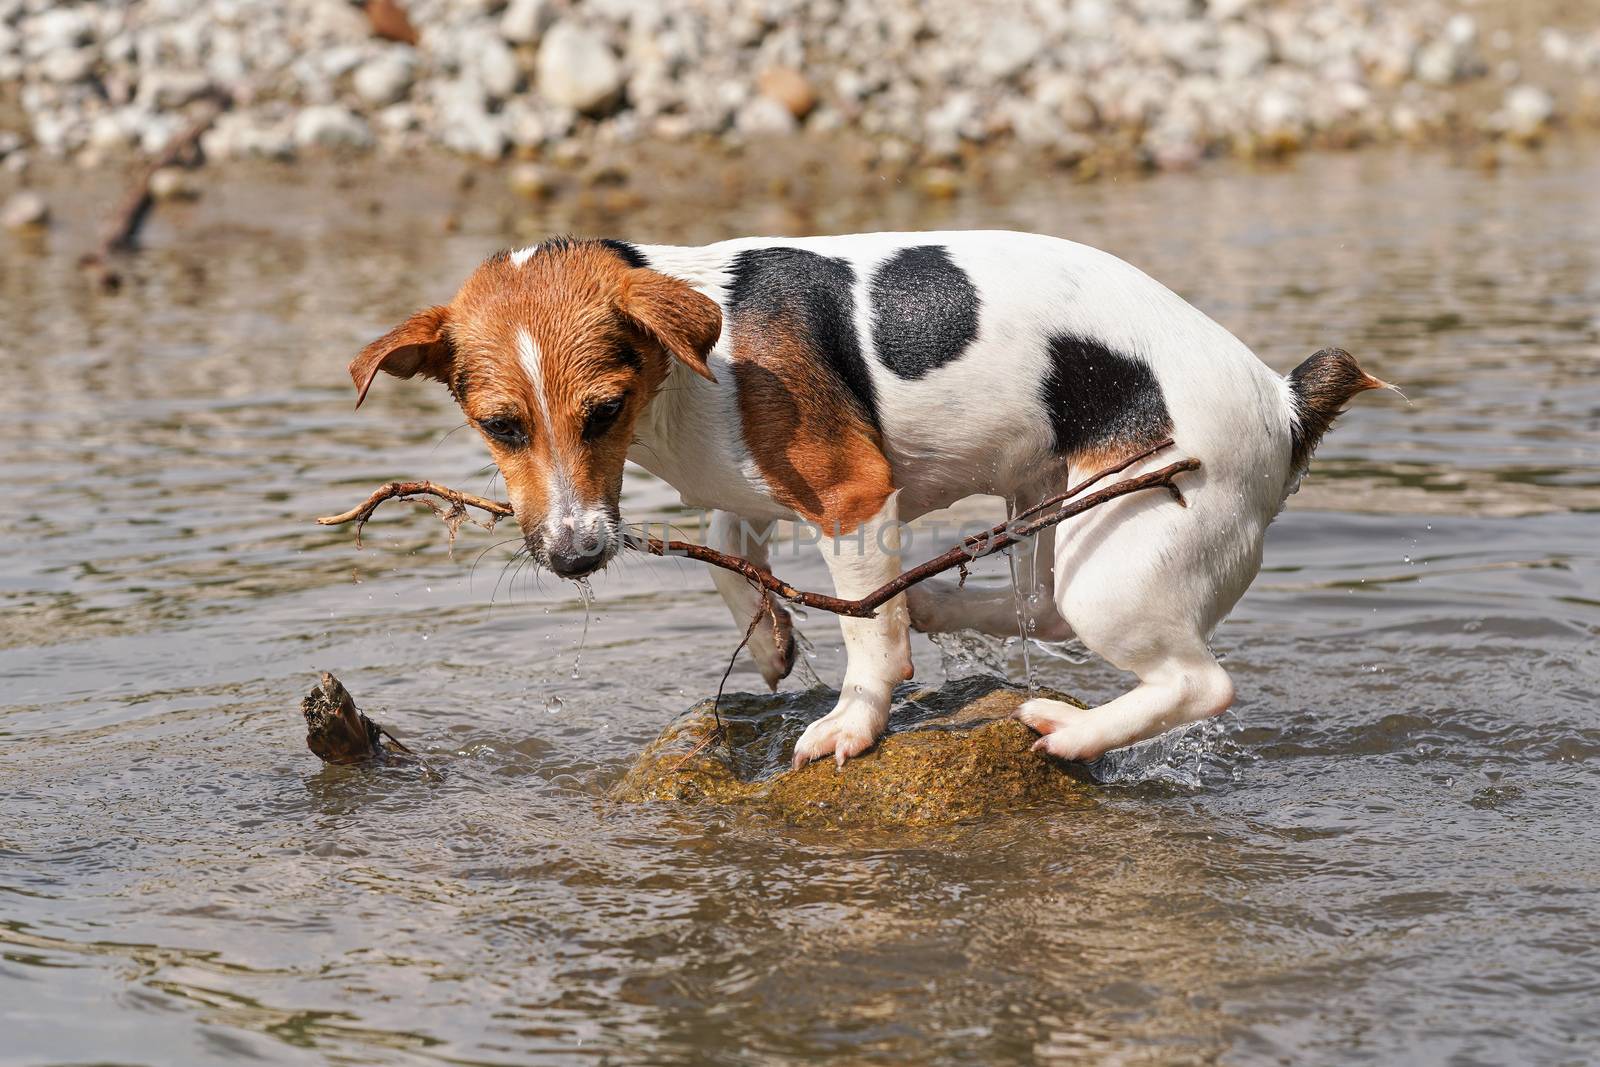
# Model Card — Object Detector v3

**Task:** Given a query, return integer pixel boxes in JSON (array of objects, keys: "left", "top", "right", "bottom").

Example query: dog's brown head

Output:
[{"left": 350, "top": 239, "right": 721, "bottom": 577}]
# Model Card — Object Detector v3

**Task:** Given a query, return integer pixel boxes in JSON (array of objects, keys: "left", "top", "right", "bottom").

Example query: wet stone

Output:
[{"left": 613, "top": 676, "right": 1097, "bottom": 828}]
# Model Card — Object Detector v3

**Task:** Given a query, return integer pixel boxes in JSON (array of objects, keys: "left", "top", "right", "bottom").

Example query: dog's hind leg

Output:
[
  {"left": 791, "top": 493, "right": 914, "bottom": 768},
  {"left": 706, "top": 511, "right": 796, "bottom": 690},
  {"left": 1018, "top": 471, "right": 1258, "bottom": 761},
  {"left": 1018, "top": 642, "right": 1233, "bottom": 761},
  {"left": 906, "top": 522, "right": 1071, "bottom": 641}
]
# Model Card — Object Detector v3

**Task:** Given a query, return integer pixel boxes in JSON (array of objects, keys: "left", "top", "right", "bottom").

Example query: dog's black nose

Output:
[
  {"left": 541, "top": 528, "right": 606, "bottom": 579},
  {"left": 547, "top": 546, "right": 602, "bottom": 579}
]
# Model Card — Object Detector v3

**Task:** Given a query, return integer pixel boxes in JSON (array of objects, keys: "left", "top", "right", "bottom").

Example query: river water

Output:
[{"left": 2, "top": 143, "right": 1597, "bottom": 1065}]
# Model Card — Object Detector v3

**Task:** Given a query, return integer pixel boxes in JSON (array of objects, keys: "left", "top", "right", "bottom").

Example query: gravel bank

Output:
[{"left": 2, "top": 0, "right": 1599, "bottom": 179}]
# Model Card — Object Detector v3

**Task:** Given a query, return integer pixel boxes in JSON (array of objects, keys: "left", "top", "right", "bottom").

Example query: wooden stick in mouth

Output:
[{"left": 316, "top": 440, "right": 1197, "bottom": 619}]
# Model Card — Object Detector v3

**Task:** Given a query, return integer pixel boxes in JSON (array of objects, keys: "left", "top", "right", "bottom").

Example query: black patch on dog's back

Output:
[
  {"left": 726, "top": 247, "right": 878, "bottom": 429},
  {"left": 1039, "top": 333, "right": 1173, "bottom": 457},
  {"left": 599, "top": 238, "right": 649, "bottom": 269},
  {"left": 870, "top": 245, "right": 980, "bottom": 379}
]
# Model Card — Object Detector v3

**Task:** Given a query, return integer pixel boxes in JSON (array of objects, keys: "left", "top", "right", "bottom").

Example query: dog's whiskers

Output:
[{"left": 431, "top": 422, "right": 472, "bottom": 454}]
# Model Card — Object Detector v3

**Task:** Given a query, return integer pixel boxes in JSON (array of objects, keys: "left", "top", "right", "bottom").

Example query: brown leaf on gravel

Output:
[{"left": 365, "top": 0, "right": 420, "bottom": 46}]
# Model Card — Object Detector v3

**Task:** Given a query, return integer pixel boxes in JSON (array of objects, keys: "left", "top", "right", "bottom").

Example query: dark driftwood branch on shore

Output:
[
  {"left": 79, "top": 91, "right": 232, "bottom": 290},
  {"left": 316, "top": 441, "right": 1196, "bottom": 619}
]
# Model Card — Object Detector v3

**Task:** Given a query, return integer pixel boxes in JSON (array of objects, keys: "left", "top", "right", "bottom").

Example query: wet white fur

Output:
[
  {"left": 515, "top": 328, "right": 611, "bottom": 554},
  {"left": 790, "top": 493, "right": 912, "bottom": 769},
  {"left": 594, "top": 231, "right": 1305, "bottom": 765}
]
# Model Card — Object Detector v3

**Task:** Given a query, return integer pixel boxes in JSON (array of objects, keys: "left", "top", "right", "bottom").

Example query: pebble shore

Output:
[{"left": 2, "top": 0, "right": 1598, "bottom": 185}]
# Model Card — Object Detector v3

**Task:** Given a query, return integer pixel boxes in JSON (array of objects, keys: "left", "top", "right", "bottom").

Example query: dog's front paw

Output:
[
  {"left": 792, "top": 688, "right": 890, "bottom": 770},
  {"left": 1017, "top": 698, "right": 1109, "bottom": 763}
]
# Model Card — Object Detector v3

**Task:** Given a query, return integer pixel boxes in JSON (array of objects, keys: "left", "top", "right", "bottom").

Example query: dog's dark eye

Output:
[
  {"left": 479, "top": 416, "right": 525, "bottom": 445},
  {"left": 583, "top": 397, "right": 624, "bottom": 439}
]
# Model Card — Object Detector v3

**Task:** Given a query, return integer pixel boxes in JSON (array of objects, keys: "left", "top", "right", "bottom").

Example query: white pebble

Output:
[
  {"left": 292, "top": 105, "right": 374, "bottom": 152},
  {"left": 352, "top": 49, "right": 415, "bottom": 108},
  {"left": 536, "top": 20, "right": 623, "bottom": 115},
  {"left": 2, "top": 190, "right": 48, "bottom": 229},
  {"left": 1502, "top": 84, "right": 1555, "bottom": 140},
  {"left": 501, "top": 0, "right": 554, "bottom": 45}
]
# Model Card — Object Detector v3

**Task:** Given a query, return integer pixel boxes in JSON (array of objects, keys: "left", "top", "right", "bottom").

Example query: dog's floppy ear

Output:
[
  {"left": 615, "top": 268, "right": 721, "bottom": 383},
  {"left": 349, "top": 305, "right": 453, "bottom": 409}
]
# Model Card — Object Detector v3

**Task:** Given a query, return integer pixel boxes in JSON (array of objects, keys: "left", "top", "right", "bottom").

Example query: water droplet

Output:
[{"left": 545, "top": 696, "right": 564, "bottom": 715}]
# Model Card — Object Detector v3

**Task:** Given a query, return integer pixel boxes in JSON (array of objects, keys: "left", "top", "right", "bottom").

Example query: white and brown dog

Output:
[{"left": 350, "top": 232, "right": 1385, "bottom": 769}]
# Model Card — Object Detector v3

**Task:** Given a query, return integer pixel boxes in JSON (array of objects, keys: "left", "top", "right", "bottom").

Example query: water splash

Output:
[
  {"left": 1004, "top": 545, "right": 1036, "bottom": 690},
  {"left": 1030, "top": 636, "right": 1095, "bottom": 665},
  {"left": 1087, "top": 716, "right": 1242, "bottom": 788},
  {"left": 571, "top": 577, "right": 594, "bottom": 679},
  {"left": 930, "top": 629, "right": 1008, "bottom": 681},
  {"left": 791, "top": 629, "right": 824, "bottom": 687}
]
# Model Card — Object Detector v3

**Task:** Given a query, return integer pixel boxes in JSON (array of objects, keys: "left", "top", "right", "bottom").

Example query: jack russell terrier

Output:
[{"left": 349, "top": 232, "right": 1386, "bottom": 769}]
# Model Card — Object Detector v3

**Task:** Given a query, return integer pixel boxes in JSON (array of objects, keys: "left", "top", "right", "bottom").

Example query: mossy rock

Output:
[{"left": 612, "top": 676, "right": 1097, "bottom": 828}]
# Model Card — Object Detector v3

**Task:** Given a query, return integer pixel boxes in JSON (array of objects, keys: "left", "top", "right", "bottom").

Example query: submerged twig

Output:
[
  {"left": 80, "top": 90, "right": 233, "bottom": 290},
  {"left": 316, "top": 442, "right": 1199, "bottom": 619}
]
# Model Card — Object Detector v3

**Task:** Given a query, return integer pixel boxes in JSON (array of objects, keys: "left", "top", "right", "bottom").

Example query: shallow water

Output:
[{"left": 2, "top": 144, "right": 1597, "bottom": 1065}]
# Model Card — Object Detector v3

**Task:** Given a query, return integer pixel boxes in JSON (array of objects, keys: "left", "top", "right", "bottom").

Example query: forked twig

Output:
[
  {"left": 316, "top": 441, "right": 1199, "bottom": 619},
  {"left": 317, "top": 479, "right": 512, "bottom": 549}
]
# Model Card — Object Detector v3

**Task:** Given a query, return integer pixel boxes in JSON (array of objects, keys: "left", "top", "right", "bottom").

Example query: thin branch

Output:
[
  {"left": 317, "top": 479, "right": 512, "bottom": 549},
  {"left": 79, "top": 90, "right": 233, "bottom": 290},
  {"left": 942, "top": 436, "right": 1178, "bottom": 557},
  {"left": 316, "top": 446, "right": 1200, "bottom": 619}
]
